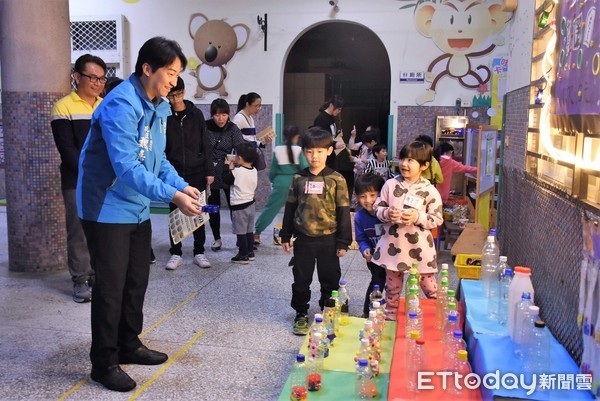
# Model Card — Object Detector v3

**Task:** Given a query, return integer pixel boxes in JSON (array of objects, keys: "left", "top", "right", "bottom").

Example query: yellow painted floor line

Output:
[
  {"left": 128, "top": 329, "right": 206, "bottom": 401},
  {"left": 57, "top": 291, "right": 201, "bottom": 401}
]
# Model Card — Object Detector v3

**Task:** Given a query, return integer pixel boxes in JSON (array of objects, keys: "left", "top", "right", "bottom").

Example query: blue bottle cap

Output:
[
  {"left": 453, "top": 330, "right": 463, "bottom": 337},
  {"left": 521, "top": 292, "right": 531, "bottom": 299},
  {"left": 409, "top": 311, "right": 418, "bottom": 318},
  {"left": 373, "top": 284, "right": 380, "bottom": 290},
  {"left": 505, "top": 268, "right": 513, "bottom": 276},
  {"left": 296, "top": 354, "right": 305, "bottom": 362},
  {"left": 489, "top": 228, "right": 496, "bottom": 236},
  {"left": 358, "top": 359, "right": 369, "bottom": 367},
  {"left": 339, "top": 280, "right": 347, "bottom": 286},
  {"left": 315, "top": 317, "right": 323, "bottom": 323},
  {"left": 448, "top": 313, "right": 457, "bottom": 321}
]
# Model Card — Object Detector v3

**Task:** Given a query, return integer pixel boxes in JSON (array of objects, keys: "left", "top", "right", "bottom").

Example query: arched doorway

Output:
[{"left": 283, "top": 21, "right": 391, "bottom": 145}]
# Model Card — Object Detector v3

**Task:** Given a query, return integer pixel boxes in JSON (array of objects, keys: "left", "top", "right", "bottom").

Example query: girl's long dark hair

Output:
[
  {"left": 283, "top": 124, "right": 299, "bottom": 163},
  {"left": 318, "top": 94, "right": 344, "bottom": 113},
  {"left": 236, "top": 92, "right": 261, "bottom": 112}
]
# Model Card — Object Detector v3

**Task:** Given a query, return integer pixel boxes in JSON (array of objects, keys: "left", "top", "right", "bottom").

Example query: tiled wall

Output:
[
  {"left": 3, "top": 91, "right": 67, "bottom": 272},
  {"left": 395, "top": 106, "right": 491, "bottom": 153}
]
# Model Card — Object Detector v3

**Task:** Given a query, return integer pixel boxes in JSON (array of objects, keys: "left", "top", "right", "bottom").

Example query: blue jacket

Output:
[
  {"left": 77, "top": 74, "right": 188, "bottom": 223},
  {"left": 353, "top": 208, "right": 383, "bottom": 255}
]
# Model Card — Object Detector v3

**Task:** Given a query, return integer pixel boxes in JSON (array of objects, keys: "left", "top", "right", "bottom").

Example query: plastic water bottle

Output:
[
  {"left": 444, "top": 330, "right": 466, "bottom": 371},
  {"left": 407, "top": 339, "right": 426, "bottom": 392},
  {"left": 512, "top": 292, "right": 533, "bottom": 356},
  {"left": 406, "top": 287, "right": 423, "bottom": 331},
  {"left": 442, "top": 310, "right": 460, "bottom": 346},
  {"left": 370, "top": 303, "right": 384, "bottom": 339},
  {"left": 355, "top": 359, "right": 377, "bottom": 399},
  {"left": 322, "top": 299, "right": 336, "bottom": 345},
  {"left": 309, "top": 319, "right": 328, "bottom": 358},
  {"left": 405, "top": 330, "right": 420, "bottom": 391},
  {"left": 525, "top": 320, "right": 550, "bottom": 386},
  {"left": 508, "top": 266, "right": 535, "bottom": 339},
  {"left": 445, "top": 301, "right": 461, "bottom": 328},
  {"left": 369, "top": 284, "right": 383, "bottom": 311},
  {"left": 405, "top": 311, "right": 423, "bottom": 338},
  {"left": 404, "top": 266, "right": 419, "bottom": 300},
  {"left": 290, "top": 354, "right": 308, "bottom": 401},
  {"left": 338, "top": 280, "right": 351, "bottom": 326},
  {"left": 446, "top": 289, "right": 458, "bottom": 311},
  {"left": 307, "top": 332, "right": 324, "bottom": 391},
  {"left": 330, "top": 290, "right": 341, "bottom": 334},
  {"left": 515, "top": 304, "right": 540, "bottom": 359},
  {"left": 488, "top": 256, "right": 509, "bottom": 319},
  {"left": 405, "top": 282, "right": 420, "bottom": 315},
  {"left": 452, "top": 350, "right": 472, "bottom": 394},
  {"left": 435, "top": 277, "right": 449, "bottom": 330},
  {"left": 497, "top": 268, "right": 513, "bottom": 325},
  {"left": 481, "top": 235, "right": 500, "bottom": 298},
  {"left": 354, "top": 337, "right": 371, "bottom": 366},
  {"left": 440, "top": 263, "right": 449, "bottom": 278}
]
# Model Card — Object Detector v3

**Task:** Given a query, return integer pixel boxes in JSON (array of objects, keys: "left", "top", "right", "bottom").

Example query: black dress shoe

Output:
[
  {"left": 90, "top": 365, "right": 136, "bottom": 392},
  {"left": 119, "top": 345, "right": 168, "bottom": 365}
]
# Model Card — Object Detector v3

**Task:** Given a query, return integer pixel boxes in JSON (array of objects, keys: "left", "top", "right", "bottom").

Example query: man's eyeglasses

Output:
[
  {"left": 167, "top": 92, "right": 184, "bottom": 99},
  {"left": 78, "top": 72, "right": 108, "bottom": 84}
]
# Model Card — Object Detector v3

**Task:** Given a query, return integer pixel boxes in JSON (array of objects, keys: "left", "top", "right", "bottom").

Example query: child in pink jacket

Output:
[{"left": 372, "top": 141, "right": 443, "bottom": 320}]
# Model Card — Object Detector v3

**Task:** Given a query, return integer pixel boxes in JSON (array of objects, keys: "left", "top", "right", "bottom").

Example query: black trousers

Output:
[
  {"left": 363, "top": 261, "right": 387, "bottom": 315},
  {"left": 207, "top": 186, "right": 231, "bottom": 241},
  {"left": 168, "top": 202, "right": 206, "bottom": 255},
  {"left": 82, "top": 219, "right": 151, "bottom": 369},
  {"left": 291, "top": 233, "right": 341, "bottom": 315}
]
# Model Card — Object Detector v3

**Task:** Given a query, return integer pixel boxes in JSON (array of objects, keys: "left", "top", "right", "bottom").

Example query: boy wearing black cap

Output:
[{"left": 164, "top": 77, "right": 215, "bottom": 270}]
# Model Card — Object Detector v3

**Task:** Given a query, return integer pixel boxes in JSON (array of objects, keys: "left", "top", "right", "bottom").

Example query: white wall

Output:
[
  {"left": 70, "top": 0, "right": 515, "bottom": 115},
  {"left": 506, "top": 0, "right": 535, "bottom": 92}
]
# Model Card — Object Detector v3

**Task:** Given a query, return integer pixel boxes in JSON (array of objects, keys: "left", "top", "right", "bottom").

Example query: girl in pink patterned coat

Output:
[{"left": 372, "top": 141, "right": 443, "bottom": 320}]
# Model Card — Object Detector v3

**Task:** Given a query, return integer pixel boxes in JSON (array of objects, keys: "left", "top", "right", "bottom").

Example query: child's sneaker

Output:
[
  {"left": 231, "top": 254, "right": 249, "bottom": 264},
  {"left": 247, "top": 252, "right": 256, "bottom": 261},
  {"left": 292, "top": 313, "right": 309, "bottom": 336}
]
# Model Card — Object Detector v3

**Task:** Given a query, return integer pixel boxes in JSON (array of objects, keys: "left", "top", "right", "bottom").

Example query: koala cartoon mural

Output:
[
  {"left": 413, "top": 0, "right": 511, "bottom": 105},
  {"left": 189, "top": 13, "right": 250, "bottom": 98}
]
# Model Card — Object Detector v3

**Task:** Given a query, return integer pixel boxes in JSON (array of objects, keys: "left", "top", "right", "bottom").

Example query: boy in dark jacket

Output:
[
  {"left": 164, "top": 77, "right": 215, "bottom": 270},
  {"left": 281, "top": 127, "right": 352, "bottom": 335}
]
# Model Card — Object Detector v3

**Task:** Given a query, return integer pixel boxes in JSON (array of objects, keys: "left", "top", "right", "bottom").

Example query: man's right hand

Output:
[
  {"left": 172, "top": 191, "right": 201, "bottom": 216},
  {"left": 282, "top": 242, "right": 292, "bottom": 253}
]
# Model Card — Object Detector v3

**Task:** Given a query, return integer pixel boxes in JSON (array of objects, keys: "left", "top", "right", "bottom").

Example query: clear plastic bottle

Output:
[
  {"left": 446, "top": 289, "right": 458, "bottom": 311},
  {"left": 444, "top": 301, "right": 461, "bottom": 330},
  {"left": 405, "top": 282, "right": 421, "bottom": 316},
  {"left": 369, "top": 284, "right": 383, "bottom": 312},
  {"left": 355, "top": 359, "right": 377, "bottom": 400},
  {"left": 488, "top": 256, "right": 509, "bottom": 319},
  {"left": 404, "top": 266, "right": 419, "bottom": 305},
  {"left": 369, "top": 304, "right": 383, "bottom": 340},
  {"left": 452, "top": 350, "right": 472, "bottom": 394},
  {"left": 508, "top": 266, "right": 535, "bottom": 339},
  {"left": 354, "top": 337, "right": 371, "bottom": 367},
  {"left": 497, "top": 267, "right": 513, "bottom": 325},
  {"left": 444, "top": 330, "right": 466, "bottom": 371},
  {"left": 323, "top": 298, "right": 337, "bottom": 345},
  {"left": 307, "top": 332, "right": 324, "bottom": 391},
  {"left": 481, "top": 235, "right": 500, "bottom": 298},
  {"left": 405, "top": 311, "right": 423, "bottom": 339},
  {"left": 407, "top": 339, "right": 426, "bottom": 392},
  {"left": 330, "top": 290, "right": 341, "bottom": 334},
  {"left": 308, "top": 315, "right": 325, "bottom": 354},
  {"left": 440, "top": 263, "right": 449, "bottom": 279},
  {"left": 435, "top": 277, "right": 449, "bottom": 330},
  {"left": 442, "top": 309, "right": 460, "bottom": 346},
  {"left": 406, "top": 287, "right": 424, "bottom": 333},
  {"left": 405, "top": 330, "right": 420, "bottom": 391},
  {"left": 515, "top": 304, "right": 540, "bottom": 359},
  {"left": 512, "top": 292, "right": 533, "bottom": 356},
  {"left": 525, "top": 320, "right": 550, "bottom": 387},
  {"left": 290, "top": 354, "right": 308, "bottom": 401},
  {"left": 338, "top": 280, "right": 351, "bottom": 326}
]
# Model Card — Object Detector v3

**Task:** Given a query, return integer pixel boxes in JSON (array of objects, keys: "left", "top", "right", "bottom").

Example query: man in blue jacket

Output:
[{"left": 77, "top": 37, "right": 202, "bottom": 392}]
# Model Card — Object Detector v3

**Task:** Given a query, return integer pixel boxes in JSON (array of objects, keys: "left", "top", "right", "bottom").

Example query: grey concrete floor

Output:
[{"left": 0, "top": 208, "right": 457, "bottom": 400}]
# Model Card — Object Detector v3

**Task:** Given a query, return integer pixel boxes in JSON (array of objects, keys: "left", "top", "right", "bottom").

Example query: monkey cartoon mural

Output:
[
  {"left": 410, "top": 0, "right": 511, "bottom": 105},
  {"left": 189, "top": 13, "right": 250, "bottom": 98}
]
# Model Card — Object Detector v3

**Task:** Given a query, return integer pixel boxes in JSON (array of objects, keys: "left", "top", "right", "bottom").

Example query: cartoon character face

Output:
[
  {"left": 192, "top": 19, "right": 241, "bottom": 67},
  {"left": 416, "top": 0, "right": 509, "bottom": 56}
]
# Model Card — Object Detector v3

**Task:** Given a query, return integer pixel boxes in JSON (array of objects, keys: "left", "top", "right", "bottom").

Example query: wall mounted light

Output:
[{"left": 257, "top": 13, "right": 267, "bottom": 51}]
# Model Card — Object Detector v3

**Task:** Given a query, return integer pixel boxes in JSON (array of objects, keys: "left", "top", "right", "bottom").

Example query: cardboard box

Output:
[{"left": 451, "top": 223, "right": 488, "bottom": 256}]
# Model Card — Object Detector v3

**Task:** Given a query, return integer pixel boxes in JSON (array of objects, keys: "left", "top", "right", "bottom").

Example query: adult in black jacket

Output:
[
  {"left": 313, "top": 95, "right": 355, "bottom": 199},
  {"left": 164, "top": 77, "right": 215, "bottom": 270}
]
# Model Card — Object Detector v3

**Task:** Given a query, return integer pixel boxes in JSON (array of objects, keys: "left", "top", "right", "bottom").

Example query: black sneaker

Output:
[
  {"left": 247, "top": 252, "right": 256, "bottom": 261},
  {"left": 231, "top": 254, "right": 249, "bottom": 264},
  {"left": 150, "top": 248, "right": 156, "bottom": 264},
  {"left": 293, "top": 313, "right": 309, "bottom": 335}
]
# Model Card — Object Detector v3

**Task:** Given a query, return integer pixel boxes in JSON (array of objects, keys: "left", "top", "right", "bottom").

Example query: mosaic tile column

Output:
[{"left": 1, "top": 0, "right": 71, "bottom": 272}]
